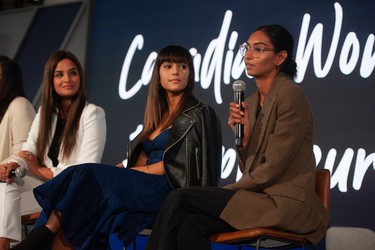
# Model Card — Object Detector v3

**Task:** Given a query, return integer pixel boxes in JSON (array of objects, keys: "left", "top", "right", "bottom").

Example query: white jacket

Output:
[
  {"left": 0, "top": 97, "right": 35, "bottom": 164},
  {"left": 11, "top": 103, "right": 107, "bottom": 176}
]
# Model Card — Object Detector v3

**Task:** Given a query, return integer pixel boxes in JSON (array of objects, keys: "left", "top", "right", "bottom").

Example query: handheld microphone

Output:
[
  {"left": 9, "top": 167, "right": 26, "bottom": 178},
  {"left": 232, "top": 80, "right": 246, "bottom": 146}
]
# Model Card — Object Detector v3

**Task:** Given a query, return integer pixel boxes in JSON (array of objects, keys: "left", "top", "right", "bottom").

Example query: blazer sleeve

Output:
[
  {"left": 9, "top": 107, "right": 42, "bottom": 169},
  {"left": 52, "top": 104, "right": 107, "bottom": 176}
]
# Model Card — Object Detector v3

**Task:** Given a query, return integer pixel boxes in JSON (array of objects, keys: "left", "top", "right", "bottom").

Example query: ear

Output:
[{"left": 275, "top": 50, "right": 288, "bottom": 66}]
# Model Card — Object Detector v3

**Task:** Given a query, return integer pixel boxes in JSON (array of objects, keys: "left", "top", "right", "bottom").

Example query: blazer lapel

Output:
[
  {"left": 245, "top": 74, "right": 285, "bottom": 172},
  {"left": 243, "top": 93, "right": 260, "bottom": 171}
]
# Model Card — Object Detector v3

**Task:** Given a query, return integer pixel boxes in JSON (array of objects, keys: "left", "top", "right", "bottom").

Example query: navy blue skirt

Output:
[{"left": 33, "top": 163, "right": 172, "bottom": 249}]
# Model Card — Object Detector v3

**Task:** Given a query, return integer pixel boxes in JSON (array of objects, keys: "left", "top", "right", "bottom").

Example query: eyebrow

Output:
[
  {"left": 247, "top": 41, "right": 268, "bottom": 47},
  {"left": 54, "top": 67, "right": 78, "bottom": 73}
]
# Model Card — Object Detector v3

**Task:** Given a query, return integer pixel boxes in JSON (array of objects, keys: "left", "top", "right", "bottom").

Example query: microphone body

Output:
[
  {"left": 232, "top": 80, "right": 246, "bottom": 146},
  {"left": 9, "top": 167, "right": 26, "bottom": 178}
]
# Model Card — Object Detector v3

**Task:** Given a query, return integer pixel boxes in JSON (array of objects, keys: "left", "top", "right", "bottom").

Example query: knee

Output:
[
  {"left": 165, "top": 188, "right": 193, "bottom": 204},
  {"left": 180, "top": 214, "right": 206, "bottom": 231},
  {"left": 164, "top": 189, "right": 184, "bottom": 205},
  {"left": 161, "top": 189, "right": 193, "bottom": 213}
]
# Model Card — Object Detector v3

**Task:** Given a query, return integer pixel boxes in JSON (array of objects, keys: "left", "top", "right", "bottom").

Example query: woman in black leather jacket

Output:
[
  {"left": 13, "top": 45, "right": 222, "bottom": 250},
  {"left": 127, "top": 94, "right": 221, "bottom": 189}
]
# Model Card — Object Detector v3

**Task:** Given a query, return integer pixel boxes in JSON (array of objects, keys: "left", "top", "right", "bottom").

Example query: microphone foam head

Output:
[
  {"left": 15, "top": 167, "right": 26, "bottom": 178},
  {"left": 232, "top": 80, "right": 246, "bottom": 92}
]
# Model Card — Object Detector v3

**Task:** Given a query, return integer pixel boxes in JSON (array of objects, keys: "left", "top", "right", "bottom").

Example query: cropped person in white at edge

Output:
[
  {"left": 0, "top": 51, "right": 106, "bottom": 250},
  {"left": 0, "top": 55, "right": 36, "bottom": 250}
]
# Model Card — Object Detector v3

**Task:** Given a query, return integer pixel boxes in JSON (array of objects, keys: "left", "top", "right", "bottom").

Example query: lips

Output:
[
  {"left": 63, "top": 85, "right": 75, "bottom": 89},
  {"left": 245, "top": 63, "right": 254, "bottom": 70},
  {"left": 169, "top": 79, "right": 180, "bottom": 83}
]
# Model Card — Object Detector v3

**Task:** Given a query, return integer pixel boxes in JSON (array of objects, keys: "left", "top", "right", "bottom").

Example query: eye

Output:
[
  {"left": 253, "top": 47, "right": 263, "bottom": 53},
  {"left": 163, "top": 63, "right": 172, "bottom": 69},
  {"left": 54, "top": 72, "right": 63, "bottom": 78},
  {"left": 179, "top": 64, "right": 188, "bottom": 70},
  {"left": 69, "top": 70, "right": 78, "bottom": 76}
]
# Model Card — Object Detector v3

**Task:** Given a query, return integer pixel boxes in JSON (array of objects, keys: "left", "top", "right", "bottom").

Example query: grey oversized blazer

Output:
[{"left": 221, "top": 73, "right": 329, "bottom": 245}]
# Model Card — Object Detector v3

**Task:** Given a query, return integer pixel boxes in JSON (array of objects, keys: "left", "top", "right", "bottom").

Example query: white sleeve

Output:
[
  {"left": 51, "top": 104, "right": 107, "bottom": 176},
  {"left": 8, "top": 107, "right": 41, "bottom": 169}
]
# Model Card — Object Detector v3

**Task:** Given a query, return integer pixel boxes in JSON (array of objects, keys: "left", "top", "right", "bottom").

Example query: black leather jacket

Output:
[{"left": 126, "top": 95, "right": 222, "bottom": 189}]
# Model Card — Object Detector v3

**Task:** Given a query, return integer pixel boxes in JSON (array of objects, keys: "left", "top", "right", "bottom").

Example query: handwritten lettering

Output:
[
  {"left": 295, "top": 2, "right": 375, "bottom": 82},
  {"left": 118, "top": 3, "right": 375, "bottom": 192},
  {"left": 119, "top": 3, "right": 374, "bottom": 101},
  {"left": 220, "top": 144, "right": 375, "bottom": 193},
  {"left": 313, "top": 146, "right": 375, "bottom": 192}
]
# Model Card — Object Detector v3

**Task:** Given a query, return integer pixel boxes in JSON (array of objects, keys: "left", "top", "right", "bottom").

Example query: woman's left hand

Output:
[
  {"left": 132, "top": 161, "right": 165, "bottom": 175},
  {"left": 18, "top": 150, "right": 39, "bottom": 176}
]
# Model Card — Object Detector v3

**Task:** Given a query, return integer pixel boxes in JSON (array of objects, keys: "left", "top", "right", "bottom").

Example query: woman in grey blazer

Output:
[{"left": 146, "top": 24, "right": 329, "bottom": 250}]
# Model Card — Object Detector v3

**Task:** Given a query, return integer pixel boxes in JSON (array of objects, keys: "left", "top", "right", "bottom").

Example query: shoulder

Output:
[
  {"left": 185, "top": 98, "right": 217, "bottom": 118},
  {"left": 183, "top": 99, "right": 220, "bottom": 129},
  {"left": 8, "top": 96, "right": 34, "bottom": 109},
  {"left": 280, "top": 82, "right": 308, "bottom": 107},
  {"left": 7, "top": 97, "right": 35, "bottom": 117},
  {"left": 82, "top": 102, "right": 106, "bottom": 116},
  {"left": 270, "top": 74, "right": 308, "bottom": 104},
  {"left": 78, "top": 103, "right": 106, "bottom": 124},
  {"left": 272, "top": 79, "right": 312, "bottom": 118}
]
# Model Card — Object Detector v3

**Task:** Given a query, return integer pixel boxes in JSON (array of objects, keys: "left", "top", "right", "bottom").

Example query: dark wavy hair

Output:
[
  {"left": 139, "top": 45, "right": 195, "bottom": 141},
  {"left": 0, "top": 56, "right": 26, "bottom": 123},
  {"left": 255, "top": 24, "right": 298, "bottom": 79}
]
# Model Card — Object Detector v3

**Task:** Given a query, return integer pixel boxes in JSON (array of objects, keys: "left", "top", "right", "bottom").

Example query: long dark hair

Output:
[
  {"left": 255, "top": 24, "right": 298, "bottom": 79},
  {"left": 37, "top": 51, "right": 86, "bottom": 164},
  {"left": 139, "top": 45, "right": 195, "bottom": 141},
  {"left": 0, "top": 56, "right": 26, "bottom": 123}
]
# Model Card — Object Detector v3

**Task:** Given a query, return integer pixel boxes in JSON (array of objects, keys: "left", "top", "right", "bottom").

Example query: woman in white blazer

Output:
[{"left": 0, "top": 51, "right": 106, "bottom": 249}]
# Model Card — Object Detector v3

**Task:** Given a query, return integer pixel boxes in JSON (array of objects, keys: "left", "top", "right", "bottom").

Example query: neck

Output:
[
  {"left": 255, "top": 71, "right": 279, "bottom": 106},
  {"left": 255, "top": 79, "right": 270, "bottom": 107},
  {"left": 166, "top": 93, "right": 183, "bottom": 113},
  {"left": 59, "top": 100, "right": 72, "bottom": 118}
]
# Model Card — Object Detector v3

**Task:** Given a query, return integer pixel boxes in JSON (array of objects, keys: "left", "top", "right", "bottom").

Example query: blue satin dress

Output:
[{"left": 33, "top": 129, "right": 172, "bottom": 249}]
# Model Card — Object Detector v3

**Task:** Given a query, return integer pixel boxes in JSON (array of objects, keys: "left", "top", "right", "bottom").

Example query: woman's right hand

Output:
[
  {"left": 17, "top": 150, "right": 49, "bottom": 179},
  {"left": 0, "top": 162, "right": 19, "bottom": 183},
  {"left": 228, "top": 101, "right": 251, "bottom": 147}
]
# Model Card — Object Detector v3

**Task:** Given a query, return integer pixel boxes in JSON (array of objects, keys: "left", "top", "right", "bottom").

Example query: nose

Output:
[
  {"left": 62, "top": 73, "right": 70, "bottom": 82},
  {"left": 171, "top": 64, "right": 179, "bottom": 75},
  {"left": 245, "top": 48, "right": 254, "bottom": 59}
]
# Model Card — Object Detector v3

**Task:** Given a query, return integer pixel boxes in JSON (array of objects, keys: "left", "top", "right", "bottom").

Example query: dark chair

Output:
[
  {"left": 209, "top": 169, "right": 331, "bottom": 250},
  {"left": 21, "top": 212, "right": 40, "bottom": 236}
]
